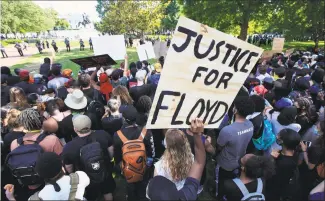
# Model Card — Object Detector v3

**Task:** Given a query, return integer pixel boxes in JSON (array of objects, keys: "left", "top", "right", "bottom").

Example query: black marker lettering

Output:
[
  {"left": 216, "top": 72, "right": 233, "bottom": 89},
  {"left": 204, "top": 69, "right": 219, "bottom": 86},
  {"left": 229, "top": 48, "right": 242, "bottom": 67},
  {"left": 234, "top": 50, "right": 249, "bottom": 72},
  {"left": 186, "top": 99, "right": 205, "bottom": 125},
  {"left": 171, "top": 93, "right": 186, "bottom": 125},
  {"left": 209, "top": 41, "right": 225, "bottom": 61},
  {"left": 203, "top": 100, "right": 219, "bottom": 123},
  {"left": 172, "top": 26, "right": 198, "bottom": 53},
  {"left": 194, "top": 35, "right": 215, "bottom": 59},
  {"left": 222, "top": 44, "right": 237, "bottom": 64},
  {"left": 240, "top": 52, "right": 259, "bottom": 73},
  {"left": 209, "top": 101, "right": 228, "bottom": 124},
  {"left": 192, "top": 66, "right": 208, "bottom": 83},
  {"left": 151, "top": 91, "right": 180, "bottom": 124}
]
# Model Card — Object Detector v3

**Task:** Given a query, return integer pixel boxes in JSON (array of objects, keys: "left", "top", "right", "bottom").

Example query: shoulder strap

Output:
[
  {"left": 138, "top": 128, "right": 147, "bottom": 141},
  {"left": 117, "top": 130, "right": 128, "bottom": 144},
  {"left": 93, "top": 89, "right": 99, "bottom": 100},
  {"left": 233, "top": 178, "right": 250, "bottom": 197},
  {"left": 36, "top": 133, "right": 47, "bottom": 144},
  {"left": 256, "top": 178, "right": 263, "bottom": 193},
  {"left": 68, "top": 173, "right": 79, "bottom": 201},
  {"left": 29, "top": 191, "right": 42, "bottom": 201}
]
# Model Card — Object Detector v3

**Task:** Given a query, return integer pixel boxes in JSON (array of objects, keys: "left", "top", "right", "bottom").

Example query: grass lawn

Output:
[
  {"left": 11, "top": 47, "right": 157, "bottom": 76},
  {"left": 260, "top": 40, "right": 324, "bottom": 50}
]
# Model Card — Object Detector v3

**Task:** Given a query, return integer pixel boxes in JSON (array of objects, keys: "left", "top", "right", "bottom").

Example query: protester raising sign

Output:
[
  {"left": 272, "top": 38, "right": 285, "bottom": 52},
  {"left": 146, "top": 16, "right": 264, "bottom": 129},
  {"left": 92, "top": 35, "right": 127, "bottom": 60}
]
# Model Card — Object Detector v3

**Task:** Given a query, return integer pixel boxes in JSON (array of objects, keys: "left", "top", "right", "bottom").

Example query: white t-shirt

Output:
[{"left": 29, "top": 171, "right": 90, "bottom": 200}]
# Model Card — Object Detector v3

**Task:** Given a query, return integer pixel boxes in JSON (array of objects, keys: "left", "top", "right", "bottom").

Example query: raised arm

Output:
[
  {"left": 187, "top": 119, "right": 206, "bottom": 181},
  {"left": 90, "top": 67, "right": 100, "bottom": 91},
  {"left": 123, "top": 55, "right": 128, "bottom": 77}
]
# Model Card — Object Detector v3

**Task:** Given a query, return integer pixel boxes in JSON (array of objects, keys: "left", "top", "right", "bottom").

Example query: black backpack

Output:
[
  {"left": 6, "top": 134, "right": 47, "bottom": 186},
  {"left": 79, "top": 136, "right": 107, "bottom": 184}
]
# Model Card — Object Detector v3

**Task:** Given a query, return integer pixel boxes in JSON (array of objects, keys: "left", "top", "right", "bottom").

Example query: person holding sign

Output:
[{"left": 215, "top": 96, "right": 255, "bottom": 199}]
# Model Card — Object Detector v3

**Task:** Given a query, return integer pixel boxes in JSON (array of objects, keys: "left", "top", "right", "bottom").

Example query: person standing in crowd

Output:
[
  {"left": 89, "top": 37, "right": 93, "bottom": 50},
  {"left": 39, "top": 57, "right": 51, "bottom": 78},
  {"left": 1, "top": 44, "right": 8, "bottom": 58},
  {"left": 1, "top": 66, "right": 20, "bottom": 86},
  {"left": 14, "top": 42, "right": 23, "bottom": 56},
  {"left": 215, "top": 96, "right": 255, "bottom": 200},
  {"left": 102, "top": 98, "right": 123, "bottom": 136},
  {"left": 135, "top": 95, "right": 152, "bottom": 126},
  {"left": 111, "top": 86, "right": 134, "bottom": 113},
  {"left": 41, "top": 40, "right": 45, "bottom": 50},
  {"left": 36, "top": 41, "right": 43, "bottom": 54},
  {"left": 147, "top": 119, "right": 206, "bottom": 201},
  {"left": 62, "top": 115, "right": 115, "bottom": 201},
  {"left": 129, "top": 37, "right": 133, "bottom": 47},
  {"left": 1, "top": 74, "right": 11, "bottom": 107},
  {"left": 46, "top": 40, "right": 49, "bottom": 49},
  {"left": 266, "top": 129, "right": 301, "bottom": 200},
  {"left": 147, "top": 63, "right": 162, "bottom": 85},
  {"left": 51, "top": 40, "right": 58, "bottom": 53},
  {"left": 223, "top": 154, "right": 275, "bottom": 201},
  {"left": 65, "top": 37, "right": 70, "bottom": 52},
  {"left": 78, "top": 73, "right": 105, "bottom": 105},
  {"left": 114, "top": 105, "right": 155, "bottom": 201},
  {"left": 47, "top": 64, "right": 69, "bottom": 91},
  {"left": 79, "top": 39, "right": 85, "bottom": 51}
]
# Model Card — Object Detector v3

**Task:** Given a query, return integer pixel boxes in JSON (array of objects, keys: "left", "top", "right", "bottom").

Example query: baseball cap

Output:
[
  {"left": 19, "top": 69, "right": 30, "bottom": 79},
  {"left": 72, "top": 115, "right": 91, "bottom": 134},
  {"left": 263, "top": 77, "right": 273, "bottom": 84},
  {"left": 275, "top": 97, "right": 293, "bottom": 110},
  {"left": 122, "top": 105, "right": 138, "bottom": 123}
]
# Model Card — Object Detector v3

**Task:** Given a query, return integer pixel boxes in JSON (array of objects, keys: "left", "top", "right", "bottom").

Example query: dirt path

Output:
[{"left": 0, "top": 46, "right": 39, "bottom": 67}]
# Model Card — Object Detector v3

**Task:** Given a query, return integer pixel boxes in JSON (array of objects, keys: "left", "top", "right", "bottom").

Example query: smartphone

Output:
[{"left": 303, "top": 141, "right": 312, "bottom": 147}]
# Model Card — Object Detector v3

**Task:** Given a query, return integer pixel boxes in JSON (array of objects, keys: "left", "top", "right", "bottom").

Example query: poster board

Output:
[
  {"left": 137, "top": 43, "right": 156, "bottom": 61},
  {"left": 153, "top": 41, "right": 169, "bottom": 58},
  {"left": 285, "top": 48, "right": 295, "bottom": 57},
  {"left": 272, "top": 38, "right": 285, "bottom": 52},
  {"left": 146, "top": 16, "right": 263, "bottom": 129},
  {"left": 92, "top": 35, "right": 126, "bottom": 60},
  {"left": 153, "top": 41, "right": 161, "bottom": 58},
  {"left": 261, "top": 50, "right": 277, "bottom": 60},
  {"left": 70, "top": 54, "right": 116, "bottom": 68}
]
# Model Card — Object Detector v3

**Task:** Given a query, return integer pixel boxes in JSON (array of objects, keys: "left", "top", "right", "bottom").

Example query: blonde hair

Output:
[
  {"left": 161, "top": 129, "right": 193, "bottom": 182},
  {"left": 9, "top": 87, "right": 29, "bottom": 109},
  {"left": 107, "top": 98, "right": 121, "bottom": 113},
  {"left": 7, "top": 109, "right": 21, "bottom": 128},
  {"left": 112, "top": 86, "right": 133, "bottom": 105}
]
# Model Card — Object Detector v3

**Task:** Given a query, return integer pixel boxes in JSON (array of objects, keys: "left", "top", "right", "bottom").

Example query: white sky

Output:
[{"left": 34, "top": 1, "right": 100, "bottom": 22}]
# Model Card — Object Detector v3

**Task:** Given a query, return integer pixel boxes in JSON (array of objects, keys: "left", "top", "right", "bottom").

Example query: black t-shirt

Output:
[
  {"left": 52, "top": 114, "right": 77, "bottom": 143},
  {"left": 136, "top": 113, "right": 148, "bottom": 127},
  {"left": 1, "top": 85, "right": 11, "bottom": 107},
  {"left": 113, "top": 125, "right": 154, "bottom": 164},
  {"left": 102, "top": 115, "right": 123, "bottom": 136},
  {"left": 82, "top": 88, "right": 105, "bottom": 105},
  {"left": 266, "top": 154, "right": 298, "bottom": 198},
  {"left": 129, "top": 84, "right": 152, "bottom": 104},
  {"left": 127, "top": 77, "right": 137, "bottom": 89},
  {"left": 14, "top": 81, "right": 30, "bottom": 94},
  {"left": 224, "top": 179, "right": 265, "bottom": 201},
  {"left": 7, "top": 76, "right": 20, "bottom": 86},
  {"left": 296, "top": 115, "right": 313, "bottom": 135},
  {"left": 28, "top": 83, "right": 46, "bottom": 95},
  {"left": 39, "top": 63, "right": 51, "bottom": 76},
  {"left": 62, "top": 130, "right": 113, "bottom": 167}
]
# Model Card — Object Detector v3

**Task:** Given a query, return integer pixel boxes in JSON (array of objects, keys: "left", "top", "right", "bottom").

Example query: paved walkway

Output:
[{"left": 0, "top": 46, "right": 39, "bottom": 67}]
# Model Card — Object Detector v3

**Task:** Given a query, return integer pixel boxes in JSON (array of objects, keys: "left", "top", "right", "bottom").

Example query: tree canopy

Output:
[{"left": 1, "top": 0, "right": 59, "bottom": 34}]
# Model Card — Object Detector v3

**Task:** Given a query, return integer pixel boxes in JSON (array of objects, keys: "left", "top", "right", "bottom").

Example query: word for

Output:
[
  {"left": 172, "top": 26, "right": 259, "bottom": 73},
  {"left": 151, "top": 91, "right": 228, "bottom": 125}
]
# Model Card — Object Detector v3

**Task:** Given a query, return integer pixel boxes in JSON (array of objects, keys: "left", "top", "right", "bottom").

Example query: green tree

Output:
[
  {"left": 180, "top": 0, "right": 277, "bottom": 40},
  {"left": 96, "top": 1, "right": 167, "bottom": 36},
  {"left": 96, "top": 0, "right": 110, "bottom": 18},
  {"left": 55, "top": 18, "right": 70, "bottom": 30},
  {"left": 161, "top": 0, "right": 181, "bottom": 31}
]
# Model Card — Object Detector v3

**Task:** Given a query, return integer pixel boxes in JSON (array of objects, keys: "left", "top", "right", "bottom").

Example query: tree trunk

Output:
[
  {"left": 314, "top": 38, "right": 319, "bottom": 49},
  {"left": 238, "top": 1, "right": 250, "bottom": 41}
]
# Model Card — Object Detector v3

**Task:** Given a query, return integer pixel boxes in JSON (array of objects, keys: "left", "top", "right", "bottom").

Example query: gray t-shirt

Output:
[{"left": 216, "top": 120, "right": 254, "bottom": 171}]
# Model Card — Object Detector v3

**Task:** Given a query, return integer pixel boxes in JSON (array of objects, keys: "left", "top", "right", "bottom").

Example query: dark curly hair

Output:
[
  {"left": 250, "top": 95, "right": 265, "bottom": 113},
  {"left": 244, "top": 155, "right": 275, "bottom": 179},
  {"left": 234, "top": 96, "right": 255, "bottom": 118},
  {"left": 136, "top": 95, "right": 152, "bottom": 113}
]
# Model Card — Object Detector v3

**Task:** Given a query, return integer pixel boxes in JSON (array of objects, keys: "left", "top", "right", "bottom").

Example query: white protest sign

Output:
[
  {"left": 272, "top": 38, "right": 285, "bottom": 52},
  {"left": 153, "top": 41, "right": 161, "bottom": 58},
  {"left": 92, "top": 35, "right": 126, "bottom": 60},
  {"left": 137, "top": 43, "right": 156, "bottom": 61},
  {"left": 146, "top": 16, "right": 263, "bottom": 129}
]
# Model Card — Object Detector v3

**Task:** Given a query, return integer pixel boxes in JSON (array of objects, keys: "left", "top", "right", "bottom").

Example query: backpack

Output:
[
  {"left": 29, "top": 172, "right": 79, "bottom": 201},
  {"left": 117, "top": 128, "right": 147, "bottom": 183},
  {"left": 252, "top": 117, "right": 276, "bottom": 151},
  {"left": 6, "top": 134, "right": 47, "bottom": 186},
  {"left": 233, "top": 178, "right": 265, "bottom": 201},
  {"left": 79, "top": 136, "right": 107, "bottom": 184}
]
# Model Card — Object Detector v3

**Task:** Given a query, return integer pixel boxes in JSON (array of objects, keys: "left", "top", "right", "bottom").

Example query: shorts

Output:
[{"left": 85, "top": 174, "right": 116, "bottom": 200}]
